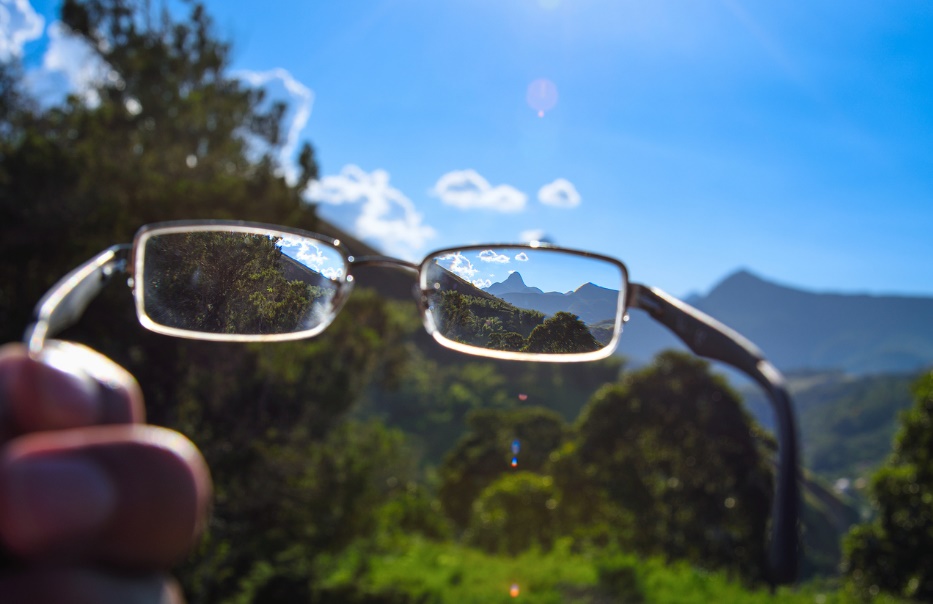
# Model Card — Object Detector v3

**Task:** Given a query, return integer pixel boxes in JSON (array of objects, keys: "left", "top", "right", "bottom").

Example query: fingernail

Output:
[
  {"left": 2, "top": 455, "right": 116, "bottom": 554},
  {"left": 34, "top": 356, "right": 101, "bottom": 428}
]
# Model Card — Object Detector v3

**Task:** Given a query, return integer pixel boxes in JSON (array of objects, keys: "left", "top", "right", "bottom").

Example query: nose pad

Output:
[
  {"left": 327, "top": 275, "right": 355, "bottom": 320},
  {"left": 412, "top": 283, "right": 439, "bottom": 335},
  {"left": 411, "top": 283, "right": 430, "bottom": 311}
]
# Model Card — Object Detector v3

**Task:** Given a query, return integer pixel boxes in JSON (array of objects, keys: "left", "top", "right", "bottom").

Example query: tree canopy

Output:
[{"left": 844, "top": 371, "right": 933, "bottom": 601}]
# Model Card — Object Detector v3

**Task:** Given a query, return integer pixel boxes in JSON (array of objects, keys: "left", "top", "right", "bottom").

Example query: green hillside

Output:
[{"left": 743, "top": 371, "right": 919, "bottom": 483}]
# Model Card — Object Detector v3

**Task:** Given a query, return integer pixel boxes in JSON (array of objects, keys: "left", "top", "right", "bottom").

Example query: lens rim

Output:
[
  {"left": 131, "top": 220, "right": 353, "bottom": 342},
  {"left": 418, "top": 242, "right": 630, "bottom": 362}
]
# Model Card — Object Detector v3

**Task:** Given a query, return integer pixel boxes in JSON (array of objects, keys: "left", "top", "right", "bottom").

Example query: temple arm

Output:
[
  {"left": 630, "top": 283, "right": 800, "bottom": 586},
  {"left": 23, "top": 245, "right": 131, "bottom": 356}
]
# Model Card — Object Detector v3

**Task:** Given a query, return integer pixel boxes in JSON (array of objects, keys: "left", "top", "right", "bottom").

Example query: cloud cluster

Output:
[
  {"left": 0, "top": 0, "right": 43, "bottom": 60},
  {"left": 479, "top": 250, "right": 510, "bottom": 264},
  {"left": 433, "top": 170, "right": 582, "bottom": 214},
  {"left": 277, "top": 236, "right": 344, "bottom": 279},
  {"left": 538, "top": 178, "right": 581, "bottom": 208},
  {"left": 234, "top": 68, "right": 314, "bottom": 185},
  {"left": 23, "top": 21, "right": 116, "bottom": 107},
  {"left": 432, "top": 169, "right": 527, "bottom": 213},
  {"left": 306, "top": 165, "right": 436, "bottom": 259}
]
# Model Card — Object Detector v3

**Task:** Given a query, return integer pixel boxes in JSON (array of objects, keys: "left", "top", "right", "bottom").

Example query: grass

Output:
[{"left": 314, "top": 537, "right": 909, "bottom": 604}]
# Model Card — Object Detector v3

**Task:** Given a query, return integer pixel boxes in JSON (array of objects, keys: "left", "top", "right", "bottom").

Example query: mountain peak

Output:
[
  {"left": 504, "top": 272, "right": 526, "bottom": 286},
  {"left": 485, "top": 272, "right": 543, "bottom": 296},
  {"left": 705, "top": 269, "right": 783, "bottom": 300}
]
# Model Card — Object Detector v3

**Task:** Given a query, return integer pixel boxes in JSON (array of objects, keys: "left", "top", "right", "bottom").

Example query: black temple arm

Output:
[{"left": 629, "top": 283, "right": 800, "bottom": 585}]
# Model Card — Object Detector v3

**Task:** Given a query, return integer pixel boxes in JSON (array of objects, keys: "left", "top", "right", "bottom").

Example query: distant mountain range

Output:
[
  {"left": 620, "top": 270, "right": 933, "bottom": 375},
  {"left": 313, "top": 216, "right": 933, "bottom": 376},
  {"left": 483, "top": 273, "right": 620, "bottom": 325},
  {"left": 477, "top": 269, "right": 933, "bottom": 375}
]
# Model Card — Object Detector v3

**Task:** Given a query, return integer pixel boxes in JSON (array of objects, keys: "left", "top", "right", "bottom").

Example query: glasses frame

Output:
[
  {"left": 21, "top": 219, "right": 800, "bottom": 586},
  {"left": 417, "top": 242, "right": 630, "bottom": 363},
  {"left": 131, "top": 221, "right": 357, "bottom": 343}
]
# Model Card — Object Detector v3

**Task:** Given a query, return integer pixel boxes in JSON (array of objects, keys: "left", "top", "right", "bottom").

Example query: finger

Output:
[
  {"left": 0, "top": 425, "right": 211, "bottom": 569},
  {"left": 0, "top": 568, "right": 184, "bottom": 604},
  {"left": 0, "top": 342, "right": 144, "bottom": 439}
]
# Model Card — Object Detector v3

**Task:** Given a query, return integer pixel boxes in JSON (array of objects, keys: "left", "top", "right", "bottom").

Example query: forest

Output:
[{"left": 2, "top": 1, "right": 931, "bottom": 602}]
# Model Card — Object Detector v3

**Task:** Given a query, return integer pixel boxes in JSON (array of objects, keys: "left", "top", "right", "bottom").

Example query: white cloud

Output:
[
  {"left": 321, "top": 266, "right": 343, "bottom": 280},
  {"left": 432, "top": 169, "right": 527, "bottom": 213},
  {"left": 23, "top": 21, "right": 116, "bottom": 107},
  {"left": 234, "top": 68, "right": 314, "bottom": 185},
  {"left": 537, "top": 178, "right": 581, "bottom": 209},
  {"left": 515, "top": 252, "right": 530, "bottom": 262},
  {"left": 436, "top": 252, "right": 478, "bottom": 281},
  {"left": 306, "top": 165, "right": 436, "bottom": 259},
  {"left": 0, "top": 0, "right": 43, "bottom": 60},
  {"left": 473, "top": 278, "right": 492, "bottom": 288},
  {"left": 479, "top": 249, "right": 510, "bottom": 264},
  {"left": 277, "top": 236, "right": 345, "bottom": 279}
]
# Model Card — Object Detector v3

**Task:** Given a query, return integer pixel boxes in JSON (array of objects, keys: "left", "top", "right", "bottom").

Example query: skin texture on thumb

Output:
[
  {"left": 0, "top": 341, "right": 213, "bottom": 602},
  {"left": 0, "top": 569, "right": 186, "bottom": 604},
  {"left": 0, "top": 425, "right": 212, "bottom": 567}
]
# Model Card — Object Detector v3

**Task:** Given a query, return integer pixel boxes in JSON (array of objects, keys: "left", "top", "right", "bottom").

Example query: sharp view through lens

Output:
[{"left": 429, "top": 262, "right": 620, "bottom": 354}]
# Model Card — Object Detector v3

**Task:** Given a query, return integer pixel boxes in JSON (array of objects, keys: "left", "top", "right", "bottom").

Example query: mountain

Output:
[
  {"left": 619, "top": 270, "right": 933, "bottom": 375},
  {"left": 485, "top": 272, "right": 542, "bottom": 296},
  {"left": 483, "top": 274, "right": 621, "bottom": 325}
]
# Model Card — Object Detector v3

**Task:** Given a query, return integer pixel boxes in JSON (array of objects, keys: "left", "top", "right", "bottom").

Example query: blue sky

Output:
[{"left": 6, "top": 0, "right": 933, "bottom": 298}]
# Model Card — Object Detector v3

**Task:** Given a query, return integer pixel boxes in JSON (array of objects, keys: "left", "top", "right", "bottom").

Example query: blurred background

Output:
[{"left": 3, "top": 1, "right": 932, "bottom": 602}]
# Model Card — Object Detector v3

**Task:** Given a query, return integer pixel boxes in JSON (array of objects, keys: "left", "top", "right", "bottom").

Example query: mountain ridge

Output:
[{"left": 621, "top": 269, "right": 933, "bottom": 375}]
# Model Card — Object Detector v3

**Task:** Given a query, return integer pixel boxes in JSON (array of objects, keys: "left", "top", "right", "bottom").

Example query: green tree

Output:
[
  {"left": 524, "top": 311, "right": 600, "bottom": 354},
  {"left": 0, "top": 0, "right": 321, "bottom": 345},
  {"left": 843, "top": 371, "right": 933, "bottom": 601},
  {"left": 467, "top": 472, "right": 561, "bottom": 555},
  {"left": 143, "top": 231, "right": 328, "bottom": 335},
  {"left": 573, "top": 351, "right": 774, "bottom": 581},
  {"left": 438, "top": 407, "right": 568, "bottom": 529}
]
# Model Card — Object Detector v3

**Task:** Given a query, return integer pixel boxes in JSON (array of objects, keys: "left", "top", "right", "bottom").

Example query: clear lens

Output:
[
  {"left": 420, "top": 247, "right": 626, "bottom": 359},
  {"left": 137, "top": 227, "right": 348, "bottom": 339}
]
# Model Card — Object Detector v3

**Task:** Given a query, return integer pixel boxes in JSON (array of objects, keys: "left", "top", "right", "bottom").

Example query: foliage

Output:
[
  {"left": 432, "top": 290, "right": 601, "bottom": 355},
  {"left": 315, "top": 536, "right": 896, "bottom": 604},
  {"left": 466, "top": 472, "right": 561, "bottom": 555},
  {"left": 143, "top": 231, "right": 329, "bottom": 335},
  {"left": 0, "top": 0, "right": 319, "bottom": 345},
  {"left": 7, "top": 1, "right": 928, "bottom": 601},
  {"left": 432, "top": 289, "right": 545, "bottom": 349},
  {"left": 572, "top": 351, "right": 774, "bottom": 581},
  {"left": 843, "top": 371, "right": 933, "bottom": 601},
  {"left": 524, "top": 311, "right": 600, "bottom": 354},
  {"left": 438, "top": 407, "right": 568, "bottom": 529}
]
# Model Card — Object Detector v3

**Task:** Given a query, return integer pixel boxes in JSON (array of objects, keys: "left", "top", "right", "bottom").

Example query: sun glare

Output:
[{"left": 526, "top": 78, "right": 558, "bottom": 117}]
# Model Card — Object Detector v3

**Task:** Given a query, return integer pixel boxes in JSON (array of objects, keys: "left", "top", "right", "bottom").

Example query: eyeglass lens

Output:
[
  {"left": 422, "top": 247, "right": 626, "bottom": 356},
  {"left": 139, "top": 229, "right": 347, "bottom": 336}
]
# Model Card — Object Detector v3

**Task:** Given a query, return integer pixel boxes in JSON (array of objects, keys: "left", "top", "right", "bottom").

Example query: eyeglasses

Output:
[{"left": 23, "top": 219, "right": 800, "bottom": 584}]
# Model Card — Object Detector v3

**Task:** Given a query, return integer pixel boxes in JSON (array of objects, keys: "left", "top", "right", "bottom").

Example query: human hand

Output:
[{"left": 0, "top": 341, "right": 212, "bottom": 603}]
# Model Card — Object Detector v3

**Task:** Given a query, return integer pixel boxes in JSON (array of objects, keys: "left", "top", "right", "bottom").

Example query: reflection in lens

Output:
[
  {"left": 140, "top": 229, "right": 346, "bottom": 336},
  {"left": 422, "top": 247, "right": 624, "bottom": 357}
]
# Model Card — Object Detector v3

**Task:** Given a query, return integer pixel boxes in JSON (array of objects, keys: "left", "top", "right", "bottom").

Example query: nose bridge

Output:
[{"left": 348, "top": 254, "right": 420, "bottom": 277}]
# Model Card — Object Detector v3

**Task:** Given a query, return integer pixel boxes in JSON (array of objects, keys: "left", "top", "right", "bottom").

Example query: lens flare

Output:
[{"left": 526, "top": 79, "right": 558, "bottom": 117}]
